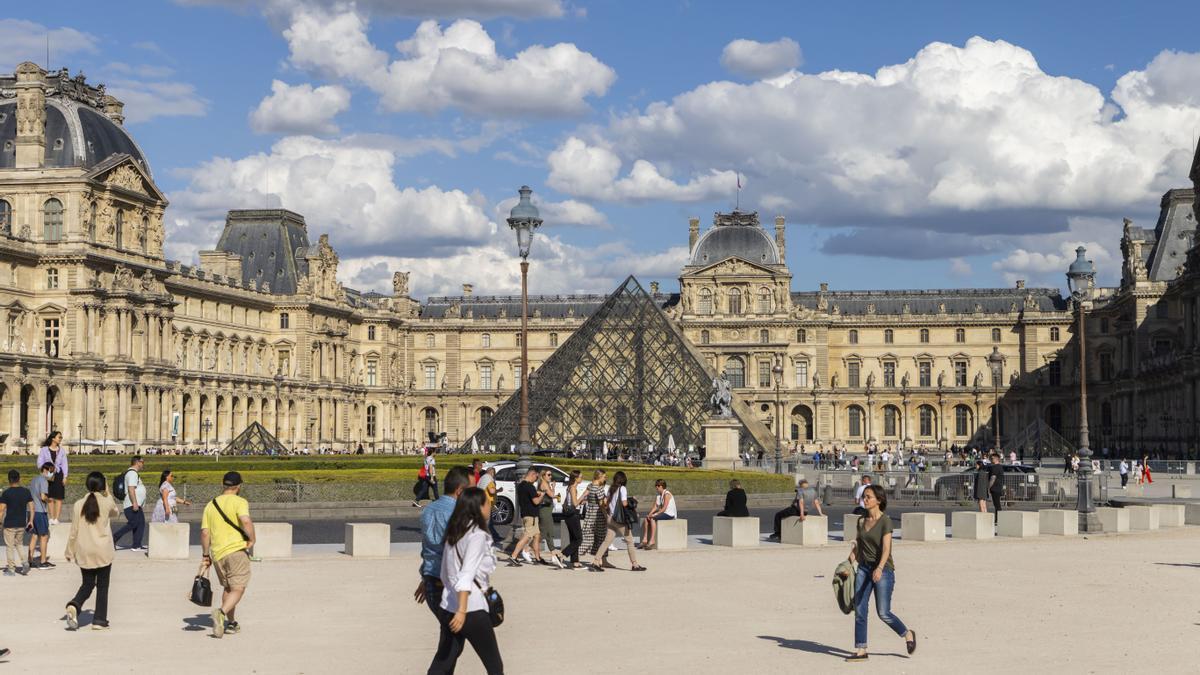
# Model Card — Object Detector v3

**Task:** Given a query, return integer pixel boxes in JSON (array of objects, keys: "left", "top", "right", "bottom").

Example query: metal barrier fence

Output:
[{"left": 816, "top": 470, "right": 1110, "bottom": 507}]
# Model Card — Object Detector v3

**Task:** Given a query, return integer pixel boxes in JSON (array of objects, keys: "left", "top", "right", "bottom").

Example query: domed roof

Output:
[
  {"left": 0, "top": 69, "right": 150, "bottom": 175},
  {"left": 689, "top": 212, "right": 780, "bottom": 266}
]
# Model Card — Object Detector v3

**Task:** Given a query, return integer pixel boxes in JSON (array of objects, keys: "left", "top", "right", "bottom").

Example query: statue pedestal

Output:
[{"left": 703, "top": 417, "right": 742, "bottom": 469}]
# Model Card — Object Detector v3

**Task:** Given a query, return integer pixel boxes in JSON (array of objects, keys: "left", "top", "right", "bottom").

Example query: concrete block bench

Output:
[
  {"left": 712, "top": 516, "right": 759, "bottom": 547},
  {"left": 655, "top": 519, "right": 688, "bottom": 550},
  {"left": 781, "top": 515, "right": 827, "bottom": 547},
  {"left": 1096, "top": 507, "right": 1129, "bottom": 533},
  {"left": 1153, "top": 504, "right": 1185, "bottom": 528},
  {"left": 1172, "top": 485, "right": 1191, "bottom": 499},
  {"left": 254, "top": 522, "right": 293, "bottom": 558},
  {"left": 149, "top": 522, "right": 190, "bottom": 559},
  {"left": 997, "top": 511, "right": 1038, "bottom": 538},
  {"left": 345, "top": 523, "right": 391, "bottom": 557},
  {"left": 1186, "top": 504, "right": 1200, "bottom": 525},
  {"left": 1039, "top": 509, "right": 1078, "bottom": 536},
  {"left": 45, "top": 522, "right": 70, "bottom": 561},
  {"left": 842, "top": 514, "right": 860, "bottom": 539},
  {"left": 951, "top": 511, "right": 993, "bottom": 540},
  {"left": 1127, "top": 505, "right": 1159, "bottom": 531},
  {"left": 900, "top": 513, "right": 944, "bottom": 542}
]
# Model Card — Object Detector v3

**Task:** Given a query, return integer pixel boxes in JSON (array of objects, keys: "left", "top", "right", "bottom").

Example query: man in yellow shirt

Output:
[{"left": 200, "top": 471, "right": 255, "bottom": 639}]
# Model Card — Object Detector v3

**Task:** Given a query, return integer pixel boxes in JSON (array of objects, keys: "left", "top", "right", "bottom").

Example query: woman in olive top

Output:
[
  {"left": 845, "top": 484, "right": 916, "bottom": 662},
  {"left": 64, "top": 472, "right": 121, "bottom": 631}
]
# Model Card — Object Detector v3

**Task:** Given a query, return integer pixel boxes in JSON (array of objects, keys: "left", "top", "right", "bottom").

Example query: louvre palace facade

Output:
[{"left": 1, "top": 62, "right": 1198, "bottom": 456}]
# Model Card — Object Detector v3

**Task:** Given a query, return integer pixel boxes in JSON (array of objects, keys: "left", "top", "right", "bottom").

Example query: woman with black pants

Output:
[
  {"left": 428, "top": 487, "right": 503, "bottom": 674},
  {"left": 64, "top": 472, "right": 120, "bottom": 630},
  {"left": 561, "top": 470, "right": 584, "bottom": 569}
]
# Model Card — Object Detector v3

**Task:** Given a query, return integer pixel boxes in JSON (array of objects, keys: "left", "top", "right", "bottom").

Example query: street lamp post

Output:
[
  {"left": 202, "top": 416, "right": 213, "bottom": 458},
  {"left": 76, "top": 422, "right": 83, "bottom": 451},
  {"left": 773, "top": 355, "right": 784, "bottom": 474},
  {"left": 507, "top": 185, "right": 542, "bottom": 477},
  {"left": 1066, "top": 246, "right": 1099, "bottom": 533},
  {"left": 988, "top": 347, "right": 1004, "bottom": 454}
]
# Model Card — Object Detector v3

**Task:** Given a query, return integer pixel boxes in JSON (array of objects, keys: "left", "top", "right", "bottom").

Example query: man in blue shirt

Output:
[{"left": 413, "top": 466, "right": 470, "bottom": 620}]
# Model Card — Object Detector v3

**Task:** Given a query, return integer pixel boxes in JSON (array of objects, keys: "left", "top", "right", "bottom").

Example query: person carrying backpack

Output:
[{"left": 111, "top": 457, "right": 146, "bottom": 551}]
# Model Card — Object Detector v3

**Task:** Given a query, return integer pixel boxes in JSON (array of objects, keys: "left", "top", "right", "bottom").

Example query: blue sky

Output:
[{"left": 4, "top": 1, "right": 1200, "bottom": 297}]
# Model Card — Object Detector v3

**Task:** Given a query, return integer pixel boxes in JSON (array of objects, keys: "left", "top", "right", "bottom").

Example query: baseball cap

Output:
[{"left": 222, "top": 471, "right": 243, "bottom": 486}]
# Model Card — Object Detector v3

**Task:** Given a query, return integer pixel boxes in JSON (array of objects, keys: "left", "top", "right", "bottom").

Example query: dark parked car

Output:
[{"left": 934, "top": 464, "right": 1038, "bottom": 500}]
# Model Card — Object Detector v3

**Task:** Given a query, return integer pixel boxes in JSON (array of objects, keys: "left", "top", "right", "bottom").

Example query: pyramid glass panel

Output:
[{"left": 222, "top": 421, "right": 289, "bottom": 456}]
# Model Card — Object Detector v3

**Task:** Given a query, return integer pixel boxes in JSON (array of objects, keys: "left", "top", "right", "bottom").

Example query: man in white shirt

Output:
[
  {"left": 1119, "top": 459, "right": 1129, "bottom": 488},
  {"left": 852, "top": 475, "right": 872, "bottom": 515},
  {"left": 112, "top": 456, "right": 147, "bottom": 551}
]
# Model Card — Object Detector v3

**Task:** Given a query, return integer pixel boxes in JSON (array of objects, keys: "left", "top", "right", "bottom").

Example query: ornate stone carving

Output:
[
  {"left": 106, "top": 165, "right": 146, "bottom": 195},
  {"left": 112, "top": 265, "right": 134, "bottom": 290},
  {"left": 392, "top": 271, "right": 409, "bottom": 297}
]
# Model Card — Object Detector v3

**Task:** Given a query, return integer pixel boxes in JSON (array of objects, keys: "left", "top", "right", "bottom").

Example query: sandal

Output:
[
  {"left": 906, "top": 630, "right": 917, "bottom": 655},
  {"left": 588, "top": 564, "right": 605, "bottom": 572},
  {"left": 631, "top": 565, "right": 647, "bottom": 572}
]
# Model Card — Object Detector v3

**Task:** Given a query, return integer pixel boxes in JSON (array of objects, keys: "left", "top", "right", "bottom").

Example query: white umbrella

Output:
[
  {"left": 471, "top": 437, "right": 480, "bottom": 454},
  {"left": 667, "top": 435, "right": 676, "bottom": 452}
]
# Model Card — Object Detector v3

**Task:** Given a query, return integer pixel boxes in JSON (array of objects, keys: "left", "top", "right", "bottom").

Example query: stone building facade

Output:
[{"left": 1, "top": 63, "right": 1195, "bottom": 455}]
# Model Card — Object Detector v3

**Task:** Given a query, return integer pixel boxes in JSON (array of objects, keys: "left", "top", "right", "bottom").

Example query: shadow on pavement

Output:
[
  {"left": 1153, "top": 562, "right": 1200, "bottom": 568},
  {"left": 758, "top": 636, "right": 907, "bottom": 660},
  {"left": 182, "top": 613, "right": 213, "bottom": 631}
]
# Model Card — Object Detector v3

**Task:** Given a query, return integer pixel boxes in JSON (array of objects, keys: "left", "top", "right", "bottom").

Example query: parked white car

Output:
[{"left": 485, "top": 461, "right": 570, "bottom": 525}]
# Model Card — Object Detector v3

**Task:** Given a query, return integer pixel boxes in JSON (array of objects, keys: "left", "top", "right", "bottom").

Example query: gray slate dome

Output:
[
  {"left": 690, "top": 215, "right": 780, "bottom": 266},
  {"left": 0, "top": 97, "right": 149, "bottom": 175}
]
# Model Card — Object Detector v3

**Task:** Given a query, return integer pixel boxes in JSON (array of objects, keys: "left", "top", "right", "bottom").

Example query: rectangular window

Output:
[
  {"left": 954, "top": 361, "right": 968, "bottom": 387},
  {"left": 43, "top": 318, "right": 60, "bottom": 358},
  {"left": 366, "top": 360, "right": 377, "bottom": 386},
  {"left": 919, "top": 362, "right": 931, "bottom": 387},
  {"left": 549, "top": 333, "right": 558, "bottom": 347},
  {"left": 849, "top": 410, "right": 862, "bottom": 437},
  {"left": 482, "top": 334, "right": 491, "bottom": 348},
  {"left": 1048, "top": 361, "right": 1061, "bottom": 386},
  {"left": 1099, "top": 352, "right": 1113, "bottom": 381},
  {"left": 279, "top": 313, "right": 289, "bottom": 329},
  {"left": 794, "top": 361, "right": 808, "bottom": 388},
  {"left": 1100, "top": 318, "right": 1109, "bottom": 334},
  {"left": 848, "top": 362, "right": 861, "bottom": 388},
  {"left": 367, "top": 325, "right": 376, "bottom": 340},
  {"left": 480, "top": 364, "right": 492, "bottom": 390},
  {"left": 46, "top": 268, "right": 59, "bottom": 289},
  {"left": 955, "top": 407, "right": 970, "bottom": 436},
  {"left": 366, "top": 407, "right": 377, "bottom": 437},
  {"left": 514, "top": 365, "right": 522, "bottom": 387},
  {"left": 759, "top": 361, "right": 772, "bottom": 388},
  {"left": 424, "top": 364, "right": 437, "bottom": 389},
  {"left": 516, "top": 333, "right": 522, "bottom": 347},
  {"left": 883, "top": 362, "right": 896, "bottom": 388}
]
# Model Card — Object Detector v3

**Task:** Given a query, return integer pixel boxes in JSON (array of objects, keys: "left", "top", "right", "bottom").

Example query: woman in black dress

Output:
[{"left": 36, "top": 431, "right": 68, "bottom": 524}]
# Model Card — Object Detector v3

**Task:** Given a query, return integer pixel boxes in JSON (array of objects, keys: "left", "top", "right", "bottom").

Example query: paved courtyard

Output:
[{"left": 1, "top": 526, "right": 1197, "bottom": 673}]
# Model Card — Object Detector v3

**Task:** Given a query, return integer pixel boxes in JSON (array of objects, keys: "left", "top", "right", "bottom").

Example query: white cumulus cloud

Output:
[
  {"left": 0, "top": 19, "right": 97, "bottom": 66},
  {"left": 720, "top": 37, "right": 802, "bottom": 79},
  {"left": 249, "top": 80, "right": 351, "bottom": 134},
  {"left": 547, "top": 137, "right": 737, "bottom": 202},
  {"left": 177, "top": 0, "right": 565, "bottom": 19}
]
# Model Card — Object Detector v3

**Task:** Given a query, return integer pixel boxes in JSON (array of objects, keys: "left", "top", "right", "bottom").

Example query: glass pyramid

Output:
[
  {"left": 222, "top": 421, "right": 288, "bottom": 456},
  {"left": 466, "top": 276, "right": 766, "bottom": 454}
]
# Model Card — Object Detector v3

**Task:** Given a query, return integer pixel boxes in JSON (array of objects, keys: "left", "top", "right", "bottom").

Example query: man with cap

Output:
[{"left": 200, "top": 471, "right": 255, "bottom": 639}]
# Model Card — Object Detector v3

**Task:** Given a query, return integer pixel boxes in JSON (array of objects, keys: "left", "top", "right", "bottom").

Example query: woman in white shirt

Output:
[
  {"left": 429, "top": 487, "right": 503, "bottom": 674},
  {"left": 150, "top": 470, "right": 192, "bottom": 524},
  {"left": 639, "top": 479, "right": 676, "bottom": 551},
  {"left": 593, "top": 471, "right": 646, "bottom": 572}
]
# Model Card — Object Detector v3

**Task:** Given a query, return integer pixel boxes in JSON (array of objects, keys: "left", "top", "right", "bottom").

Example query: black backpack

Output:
[{"left": 112, "top": 469, "right": 132, "bottom": 502}]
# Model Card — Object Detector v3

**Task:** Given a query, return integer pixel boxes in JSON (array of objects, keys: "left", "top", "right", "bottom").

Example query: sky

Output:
[{"left": 4, "top": 1, "right": 1200, "bottom": 299}]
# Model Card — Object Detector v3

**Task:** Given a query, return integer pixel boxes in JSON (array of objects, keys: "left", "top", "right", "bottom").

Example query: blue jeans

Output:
[
  {"left": 422, "top": 575, "right": 443, "bottom": 621},
  {"left": 112, "top": 507, "right": 146, "bottom": 548},
  {"left": 853, "top": 566, "right": 908, "bottom": 649}
]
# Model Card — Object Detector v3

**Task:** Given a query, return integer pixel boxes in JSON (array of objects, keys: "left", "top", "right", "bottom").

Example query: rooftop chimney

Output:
[
  {"left": 13, "top": 62, "right": 46, "bottom": 169},
  {"left": 688, "top": 217, "right": 700, "bottom": 253},
  {"left": 774, "top": 215, "right": 786, "bottom": 260}
]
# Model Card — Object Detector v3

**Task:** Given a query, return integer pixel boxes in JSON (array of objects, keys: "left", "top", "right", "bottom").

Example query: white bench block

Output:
[
  {"left": 1039, "top": 510, "right": 1078, "bottom": 536},
  {"left": 253, "top": 522, "right": 293, "bottom": 559},
  {"left": 900, "top": 513, "right": 944, "bottom": 542},
  {"left": 655, "top": 519, "right": 688, "bottom": 550},
  {"left": 781, "top": 515, "right": 827, "bottom": 547},
  {"left": 712, "top": 516, "right": 759, "bottom": 547},
  {"left": 1127, "top": 505, "right": 1159, "bottom": 531},
  {"left": 345, "top": 523, "right": 391, "bottom": 557},
  {"left": 44, "top": 522, "right": 70, "bottom": 561},
  {"left": 1185, "top": 504, "right": 1200, "bottom": 525},
  {"left": 1153, "top": 504, "right": 1185, "bottom": 527},
  {"left": 997, "top": 511, "right": 1038, "bottom": 538},
  {"left": 951, "top": 511, "right": 994, "bottom": 540},
  {"left": 843, "top": 514, "right": 861, "bottom": 539},
  {"left": 1172, "top": 485, "right": 1191, "bottom": 498},
  {"left": 1095, "top": 507, "right": 1129, "bottom": 533},
  {"left": 149, "top": 522, "right": 190, "bottom": 559}
]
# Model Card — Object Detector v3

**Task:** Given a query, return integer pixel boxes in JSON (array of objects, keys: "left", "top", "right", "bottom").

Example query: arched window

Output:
[
  {"left": 88, "top": 202, "right": 96, "bottom": 242},
  {"left": 848, "top": 329, "right": 858, "bottom": 344},
  {"left": 478, "top": 407, "right": 494, "bottom": 428},
  {"left": 919, "top": 405, "right": 935, "bottom": 437},
  {"left": 279, "top": 313, "right": 289, "bottom": 329},
  {"left": 728, "top": 288, "right": 742, "bottom": 314},
  {"left": 884, "top": 329, "right": 894, "bottom": 344},
  {"left": 992, "top": 327, "right": 1002, "bottom": 343},
  {"left": 1050, "top": 327, "right": 1060, "bottom": 342},
  {"left": 920, "top": 328, "right": 930, "bottom": 343},
  {"left": 757, "top": 288, "right": 772, "bottom": 314},
  {"left": 43, "top": 198, "right": 63, "bottom": 242},
  {"left": 115, "top": 210, "right": 124, "bottom": 248},
  {"left": 796, "top": 328, "right": 807, "bottom": 343},
  {"left": 883, "top": 406, "right": 899, "bottom": 437},
  {"left": 954, "top": 405, "right": 972, "bottom": 436},
  {"left": 423, "top": 408, "right": 439, "bottom": 436},
  {"left": 481, "top": 333, "right": 491, "bottom": 348},
  {"left": 700, "top": 330, "right": 710, "bottom": 345},
  {"left": 955, "top": 328, "right": 966, "bottom": 343},
  {"left": 848, "top": 406, "right": 864, "bottom": 438},
  {"left": 698, "top": 288, "right": 713, "bottom": 315},
  {"left": 0, "top": 199, "right": 11, "bottom": 235},
  {"left": 725, "top": 357, "right": 745, "bottom": 388},
  {"left": 140, "top": 216, "right": 149, "bottom": 252},
  {"left": 366, "top": 405, "right": 377, "bottom": 437},
  {"left": 759, "top": 329, "right": 770, "bottom": 344}
]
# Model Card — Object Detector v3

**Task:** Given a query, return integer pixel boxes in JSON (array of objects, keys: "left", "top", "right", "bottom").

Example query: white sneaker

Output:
[
  {"left": 608, "top": 544, "right": 619, "bottom": 552},
  {"left": 552, "top": 555, "right": 565, "bottom": 569},
  {"left": 50, "top": 518, "right": 59, "bottom": 525},
  {"left": 520, "top": 551, "right": 533, "bottom": 563}
]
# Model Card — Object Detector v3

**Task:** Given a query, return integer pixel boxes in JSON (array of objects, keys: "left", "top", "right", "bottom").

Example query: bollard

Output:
[
  {"left": 148, "top": 522, "right": 191, "bottom": 560},
  {"left": 781, "top": 515, "right": 827, "bottom": 547},
  {"left": 712, "top": 516, "right": 759, "bottom": 547},
  {"left": 345, "top": 523, "right": 391, "bottom": 557}
]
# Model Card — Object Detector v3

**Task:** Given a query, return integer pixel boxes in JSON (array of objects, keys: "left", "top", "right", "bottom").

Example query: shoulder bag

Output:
[
  {"left": 621, "top": 494, "right": 639, "bottom": 526},
  {"left": 211, "top": 497, "right": 250, "bottom": 542},
  {"left": 455, "top": 543, "right": 504, "bottom": 627}
]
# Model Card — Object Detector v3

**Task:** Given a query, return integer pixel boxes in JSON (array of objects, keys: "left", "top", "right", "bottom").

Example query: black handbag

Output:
[
  {"left": 190, "top": 570, "right": 213, "bottom": 607},
  {"left": 621, "top": 496, "right": 639, "bottom": 525},
  {"left": 455, "top": 544, "right": 504, "bottom": 627}
]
